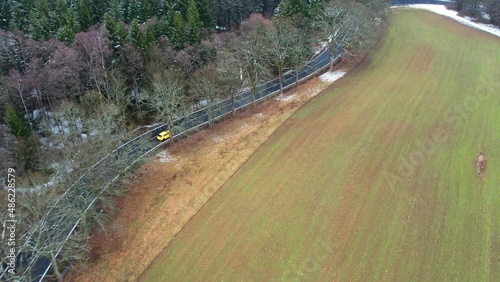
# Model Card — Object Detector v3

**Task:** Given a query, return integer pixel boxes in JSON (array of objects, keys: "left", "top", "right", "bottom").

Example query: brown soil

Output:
[
  {"left": 67, "top": 68, "right": 347, "bottom": 282},
  {"left": 475, "top": 152, "right": 486, "bottom": 180}
]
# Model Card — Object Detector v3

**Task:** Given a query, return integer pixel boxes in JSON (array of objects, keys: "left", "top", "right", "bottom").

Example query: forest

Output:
[{"left": 0, "top": 0, "right": 387, "bottom": 181}]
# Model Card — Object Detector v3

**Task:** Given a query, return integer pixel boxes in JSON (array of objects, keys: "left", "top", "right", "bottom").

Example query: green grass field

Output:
[{"left": 140, "top": 10, "right": 500, "bottom": 281}]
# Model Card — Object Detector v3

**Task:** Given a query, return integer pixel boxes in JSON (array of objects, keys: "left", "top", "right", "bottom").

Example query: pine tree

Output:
[
  {"left": 105, "top": 13, "right": 127, "bottom": 56},
  {"left": 90, "top": 0, "right": 107, "bottom": 24},
  {"left": 145, "top": 24, "right": 156, "bottom": 48},
  {"left": 164, "top": 5, "right": 176, "bottom": 39},
  {"left": 128, "top": 0, "right": 138, "bottom": 22},
  {"left": 0, "top": 0, "right": 12, "bottom": 30},
  {"left": 120, "top": 0, "right": 130, "bottom": 22},
  {"left": 157, "top": 0, "right": 167, "bottom": 18},
  {"left": 4, "top": 104, "right": 31, "bottom": 138},
  {"left": 76, "top": 0, "right": 93, "bottom": 31},
  {"left": 10, "top": 1, "right": 26, "bottom": 30},
  {"left": 171, "top": 13, "right": 185, "bottom": 49},
  {"left": 196, "top": 0, "right": 215, "bottom": 28},
  {"left": 278, "top": 0, "right": 308, "bottom": 18},
  {"left": 109, "top": 0, "right": 123, "bottom": 22},
  {"left": 56, "top": 8, "right": 80, "bottom": 43},
  {"left": 29, "top": 5, "right": 50, "bottom": 40},
  {"left": 151, "top": 17, "right": 164, "bottom": 38},
  {"left": 48, "top": 0, "right": 69, "bottom": 34},
  {"left": 129, "top": 19, "right": 145, "bottom": 51},
  {"left": 186, "top": 0, "right": 202, "bottom": 45}
]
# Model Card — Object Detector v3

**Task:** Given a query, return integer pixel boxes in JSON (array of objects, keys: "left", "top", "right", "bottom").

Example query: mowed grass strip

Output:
[{"left": 140, "top": 10, "right": 499, "bottom": 282}]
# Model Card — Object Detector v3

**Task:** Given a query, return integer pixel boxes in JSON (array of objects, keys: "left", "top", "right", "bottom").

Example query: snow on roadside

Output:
[
  {"left": 275, "top": 94, "right": 297, "bottom": 102},
  {"left": 157, "top": 150, "right": 175, "bottom": 163},
  {"left": 319, "top": 70, "right": 346, "bottom": 83},
  {"left": 213, "top": 135, "right": 226, "bottom": 143},
  {"left": 394, "top": 4, "right": 500, "bottom": 38}
]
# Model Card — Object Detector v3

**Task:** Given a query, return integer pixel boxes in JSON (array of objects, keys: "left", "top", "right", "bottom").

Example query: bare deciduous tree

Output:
[
  {"left": 143, "top": 70, "right": 186, "bottom": 140},
  {"left": 189, "top": 65, "right": 223, "bottom": 128},
  {"left": 237, "top": 14, "right": 272, "bottom": 109},
  {"left": 216, "top": 50, "right": 242, "bottom": 117},
  {"left": 314, "top": 0, "right": 375, "bottom": 69},
  {"left": 484, "top": 0, "right": 500, "bottom": 25},
  {"left": 74, "top": 29, "right": 111, "bottom": 94},
  {"left": 265, "top": 21, "right": 298, "bottom": 94}
]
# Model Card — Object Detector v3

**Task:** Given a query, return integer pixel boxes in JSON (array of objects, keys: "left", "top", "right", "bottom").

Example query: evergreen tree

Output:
[
  {"left": 10, "top": 1, "right": 26, "bottom": 30},
  {"left": 278, "top": 0, "right": 308, "bottom": 18},
  {"left": 164, "top": 5, "right": 176, "bottom": 39},
  {"left": 186, "top": 0, "right": 202, "bottom": 45},
  {"left": 56, "top": 8, "right": 80, "bottom": 43},
  {"left": 157, "top": 0, "right": 168, "bottom": 18},
  {"left": 0, "top": 0, "right": 12, "bottom": 30},
  {"left": 90, "top": 0, "right": 107, "bottom": 24},
  {"left": 196, "top": 0, "right": 215, "bottom": 28},
  {"left": 171, "top": 13, "right": 186, "bottom": 49},
  {"left": 4, "top": 104, "right": 31, "bottom": 138},
  {"left": 105, "top": 13, "right": 127, "bottom": 56},
  {"left": 128, "top": 0, "right": 138, "bottom": 22},
  {"left": 145, "top": 24, "right": 156, "bottom": 48},
  {"left": 129, "top": 18, "right": 146, "bottom": 51},
  {"left": 48, "top": 0, "right": 68, "bottom": 34},
  {"left": 109, "top": 0, "right": 123, "bottom": 22},
  {"left": 120, "top": 0, "right": 130, "bottom": 22},
  {"left": 75, "top": 0, "right": 93, "bottom": 31},
  {"left": 28, "top": 2, "right": 50, "bottom": 40},
  {"left": 150, "top": 17, "right": 164, "bottom": 38},
  {"left": 138, "top": 0, "right": 157, "bottom": 23}
]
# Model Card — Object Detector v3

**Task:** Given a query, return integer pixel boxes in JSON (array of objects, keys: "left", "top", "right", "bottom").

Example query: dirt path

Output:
[{"left": 68, "top": 71, "right": 345, "bottom": 282}]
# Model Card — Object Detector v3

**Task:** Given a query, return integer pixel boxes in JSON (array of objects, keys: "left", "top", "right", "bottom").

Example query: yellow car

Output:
[{"left": 157, "top": 130, "right": 171, "bottom": 141}]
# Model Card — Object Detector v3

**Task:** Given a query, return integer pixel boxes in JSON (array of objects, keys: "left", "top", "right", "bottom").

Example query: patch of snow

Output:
[
  {"left": 156, "top": 150, "right": 175, "bottom": 163},
  {"left": 239, "top": 86, "right": 251, "bottom": 92},
  {"left": 254, "top": 113, "right": 265, "bottom": 119},
  {"left": 239, "top": 124, "right": 249, "bottom": 132},
  {"left": 275, "top": 94, "right": 297, "bottom": 102},
  {"left": 482, "top": 12, "right": 490, "bottom": 21},
  {"left": 314, "top": 42, "right": 328, "bottom": 55},
  {"left": 319, "top": 71, "right": 346, "bottom": 83},
  {"left": 213, "top": 135, "right": 226, "bottom": 143},
  {"left": 131, "top": 122, "right": 162, "bottom": 133},
  {"left": 11, "top": 161, "right": 73, "bottom": 193},
  {"left": 394, "top": 5, "right": 500, "bottom": 38}
]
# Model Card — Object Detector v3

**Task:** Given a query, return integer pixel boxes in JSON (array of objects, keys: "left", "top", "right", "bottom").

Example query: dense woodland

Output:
[{"left": 0, "top": 0, "right": 387, "bottom": 178}]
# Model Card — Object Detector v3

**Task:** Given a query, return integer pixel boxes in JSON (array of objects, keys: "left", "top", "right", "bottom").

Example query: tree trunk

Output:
[
  {"left": 168, "top": 122, "right": 173, "bottom": 142},
  {"left": 329, "top": 44, "right": 336, "bottom": 71},
  {"left": 278, "top": 70, "right": 284, "bottom": 95},
  {"left": 231, "top": 93, "right": 235, "bottom": 118},
  {"left": 251, "top": 81, "right": 257, "bottom": 111},
  {"left": 50, "top": 253, "right": 64, "bottom": 282},
  {"left": 330, "top": 54, "right": 335, "bottom": 71},
  {"left": 208, "top": 104, "right": 213, "bottom": 128}
]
